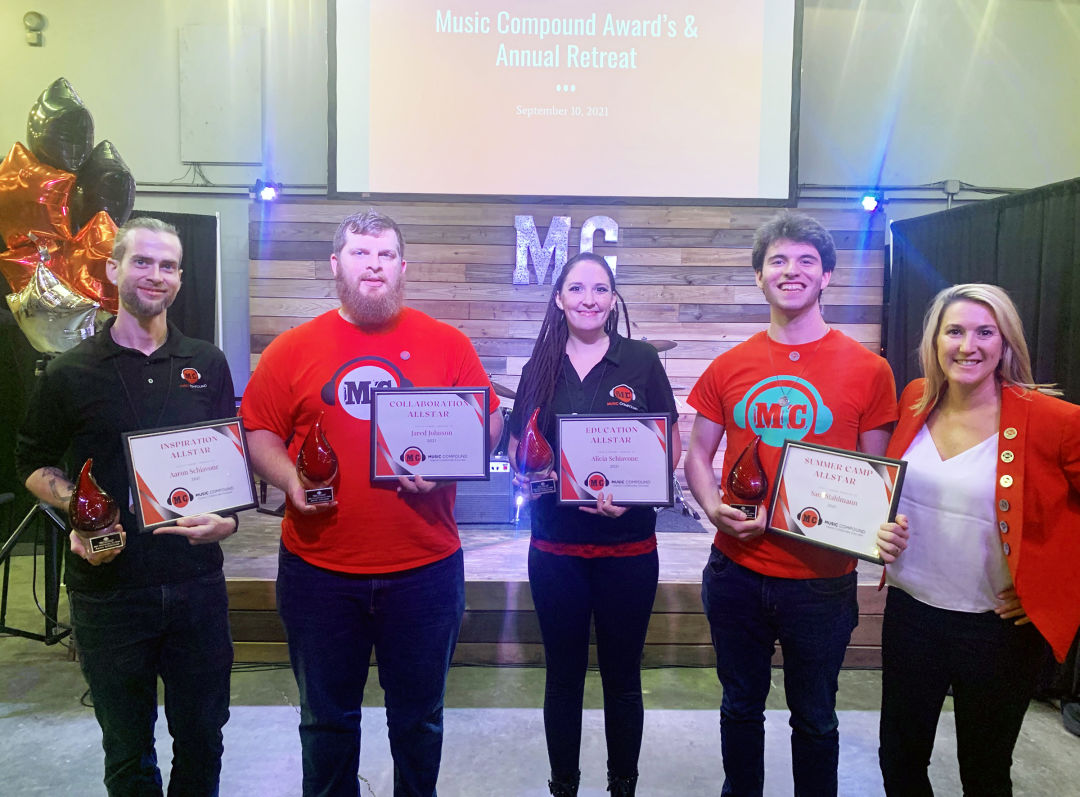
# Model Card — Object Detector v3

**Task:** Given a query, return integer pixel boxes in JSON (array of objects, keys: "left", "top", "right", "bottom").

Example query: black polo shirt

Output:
[
  {"left": 16, "top": 317, "right": 235, "bottom": 592},
  {"left": 509, "top": 335, "right": 678, "bottom": 546}
]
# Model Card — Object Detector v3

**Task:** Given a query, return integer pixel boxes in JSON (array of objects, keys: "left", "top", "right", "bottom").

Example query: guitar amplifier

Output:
[{"left": 453, "top": 456, "right": 515, "bottom": 524}]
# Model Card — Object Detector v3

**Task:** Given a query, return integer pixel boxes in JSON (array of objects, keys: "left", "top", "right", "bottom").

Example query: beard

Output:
[
  {"left": 336, "top": 270, "right": 405, "bottom": 327},
  {"left": 119, "top": 281, "right": 178, "bottom": 319}
]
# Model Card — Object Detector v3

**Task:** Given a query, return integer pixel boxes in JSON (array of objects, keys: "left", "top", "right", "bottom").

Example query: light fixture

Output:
[
  {"left": 251, "top": 179, "right": 282, "bottom": 202},
  {"left": 860, "top": 191, "right": 884, "bottom": 213}
]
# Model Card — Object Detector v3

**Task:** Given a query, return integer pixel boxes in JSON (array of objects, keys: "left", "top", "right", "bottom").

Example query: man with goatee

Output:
[
  {"left": 242, "top": 209, "right": 502, "bottom": 797},
  {"left": 17, "top": 217, "right": 237, "bottom": 796}
]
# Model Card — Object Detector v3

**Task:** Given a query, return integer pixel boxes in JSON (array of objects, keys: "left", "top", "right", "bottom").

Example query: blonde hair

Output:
[{"left": 912, "top": 283, "right": 1061, "bottom": 413}]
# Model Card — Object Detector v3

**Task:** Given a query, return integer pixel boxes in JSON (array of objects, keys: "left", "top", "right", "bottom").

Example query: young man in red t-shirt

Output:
[
  {"left": 685, "top": 211, "right": 897, "bottom": 796},
  {"left": 243, "top": 209, "right": 502, "bottom": 797}
]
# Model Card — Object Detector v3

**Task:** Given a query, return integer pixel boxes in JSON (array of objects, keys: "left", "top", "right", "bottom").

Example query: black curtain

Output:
[
  {"left": 887, "top": 177, "right": 1080, "bottom": 403},
  {"left": 131, "top": 210, "right": 219, "bottom": 343},
  {"left": 0, "top": 310, "right": 45, "bottom": 520}
]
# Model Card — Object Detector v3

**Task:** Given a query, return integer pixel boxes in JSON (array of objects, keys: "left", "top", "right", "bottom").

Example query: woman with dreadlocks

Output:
[{"left": 508, "top": 252, "right": 681, "bottom": 797}]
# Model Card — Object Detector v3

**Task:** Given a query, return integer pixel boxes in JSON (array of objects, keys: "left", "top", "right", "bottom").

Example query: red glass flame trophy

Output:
[
  {"left": 296, "top": 412, "right": 338, "bottom": 504},
  {"left": 726, "top": 435, "right": 769, "bottom": 520},
  {"left": 69, "top": 459, "right": 124, "bottom": 553},
  {"left": 516, "top": 408, "right": 556, "bottom": 496}
]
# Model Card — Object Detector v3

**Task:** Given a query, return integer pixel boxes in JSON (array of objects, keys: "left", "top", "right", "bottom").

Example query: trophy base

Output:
[
  {"left": 86, "top": 532, "right": 124, "bottom": 554},
  {"left": 529, "top": 479, "right": 557, "bottom": 497},
  {"left": 729, "top": 503, "right": 759, "bottom": 520},
  {"left": 304, "top": 486, "right": 335, "bottom": 505}
]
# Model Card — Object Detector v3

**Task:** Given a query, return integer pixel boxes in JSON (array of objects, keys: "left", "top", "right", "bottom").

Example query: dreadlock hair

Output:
[{"left": 516, "top": 252, "right": 631, "bottom": 432}]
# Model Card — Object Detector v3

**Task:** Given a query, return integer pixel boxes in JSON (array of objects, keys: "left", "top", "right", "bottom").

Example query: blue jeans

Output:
[
  {"left": 701, "top": 547, "right": 857, "bottom": 797},
  {"left": 276, "top": 544, "right": 465, "bottom": 797},
  {"left": 68, "top": 570, "right": 233, "bottom": 797},
  {"left": 528, "top": 545, "right": 659, "bottom": 781},
  {"left": 878, "top": 587, "right": 1047, "bottom": 797}
]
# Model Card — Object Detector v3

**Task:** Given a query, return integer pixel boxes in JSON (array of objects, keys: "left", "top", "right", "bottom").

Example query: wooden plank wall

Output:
[{"left": 248, "top": 200, "right": 886, "bottom": 468}]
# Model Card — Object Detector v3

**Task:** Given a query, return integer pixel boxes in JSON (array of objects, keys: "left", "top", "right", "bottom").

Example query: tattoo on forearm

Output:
[{"left": 42, "top": 467, "right": 74, "bottom": 505}]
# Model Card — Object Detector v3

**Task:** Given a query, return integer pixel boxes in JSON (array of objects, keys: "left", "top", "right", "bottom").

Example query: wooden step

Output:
[{"left": 228, "top": 579, "right": 884, "bottom": 669}]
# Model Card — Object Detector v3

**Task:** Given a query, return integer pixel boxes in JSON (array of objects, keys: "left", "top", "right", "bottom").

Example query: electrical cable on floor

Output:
[{"left": 231, "top": 662, "right": 291, "bottom": 673}]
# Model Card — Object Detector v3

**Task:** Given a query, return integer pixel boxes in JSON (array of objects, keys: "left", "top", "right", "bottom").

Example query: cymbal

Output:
[
  {"left": 491, "top": 381, "right": 517, "bottom": 400},
  {"left": 645, "top": 339, "right": 678, "bottom": 353}
]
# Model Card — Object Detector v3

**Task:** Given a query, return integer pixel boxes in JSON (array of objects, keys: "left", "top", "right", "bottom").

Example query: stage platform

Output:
[{"left": 225, "top": 491, "right": 886, "bottom": 668}]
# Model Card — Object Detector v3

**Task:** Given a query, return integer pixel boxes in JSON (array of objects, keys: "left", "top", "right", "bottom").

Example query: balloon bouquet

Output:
[{"left": 0, "top": 78, "right": 136, "bottom": 354}]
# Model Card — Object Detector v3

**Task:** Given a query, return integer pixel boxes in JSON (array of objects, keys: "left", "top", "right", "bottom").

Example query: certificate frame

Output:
[
  {"left": 555, "top": 413, "right": 674, "bottom": 507},
  {"left": 370, "top": 387, "right": 491, "bottom": 481},
  {"left": 766, "top": 440, "right": 906, "bottom": 565},
  {"left": 122, "top": 417, "right": 258, "bottom": 531}
]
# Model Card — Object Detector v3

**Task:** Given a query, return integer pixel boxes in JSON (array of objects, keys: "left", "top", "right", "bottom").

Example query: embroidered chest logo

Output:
[
  {"left": 732, "top": 376, "right": 834, "bottom": 448},
  {"left": 178, "top": 368, "right": 207, "bottom": 389},
  {"left": 606, "top": 383, "right": 640, "bottom": 409},
  {"left": 320, "top": 356, "right": 414, "bottom": 421}
]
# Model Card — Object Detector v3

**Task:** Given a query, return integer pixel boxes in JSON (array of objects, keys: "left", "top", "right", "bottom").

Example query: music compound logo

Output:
[
  {"left": 168, "top": 487, "right": 193, "bottom": 509},
  {"left": 732, "top": 376, "right": 834, "bottom": 448}
]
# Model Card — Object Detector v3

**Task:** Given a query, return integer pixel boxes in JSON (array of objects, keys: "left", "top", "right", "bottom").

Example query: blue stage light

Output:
[
  {"left": 860, "top": 192, "right": 883, "bottom": 212},
  {"left": 252, "top": 179, "right": 282, "bottom": 202}
]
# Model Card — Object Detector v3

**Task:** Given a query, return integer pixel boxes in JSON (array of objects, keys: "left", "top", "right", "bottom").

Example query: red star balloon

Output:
[
  {"left": 2, "top": 213, "right": 117, "bottom": 314},
  {"left": 57, "top": 211, "right": 118, "bottom": 313},
  {"left": 0, "top": 141, "right": 74, "bottom": 248},
  {"left": 1, "top": 238, "right": 59, "bottom": 294}
]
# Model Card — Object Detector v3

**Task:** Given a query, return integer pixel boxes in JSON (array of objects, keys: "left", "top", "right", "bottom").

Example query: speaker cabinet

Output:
[{"left": 454, "top": 457, "right": 515, "bottom": 524}]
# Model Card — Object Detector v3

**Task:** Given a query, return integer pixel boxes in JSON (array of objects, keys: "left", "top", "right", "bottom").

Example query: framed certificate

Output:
[
  {"left": 370, "top": 387, "right": 491, "bottom": 480},
  {"left": 556, "top": 413, "right": 674, "bottom": 507},
  {"left": 766, "top": 440, "right": 906, "bottom": 564},
  {"left": 122, "top": 417, "right": 258, "bottom": 531}
]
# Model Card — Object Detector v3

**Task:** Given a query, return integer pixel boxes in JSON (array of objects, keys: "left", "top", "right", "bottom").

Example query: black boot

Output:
[
  {"left": 548, "top": 770, "right": 580, "bottom": 797},
  {"left": 607, "top": 772, "right": 638, "bottom": 797}
]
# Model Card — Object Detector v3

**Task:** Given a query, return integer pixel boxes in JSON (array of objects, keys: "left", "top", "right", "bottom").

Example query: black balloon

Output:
[
  {"left": 70, "top": 141, "right": 136, "bottom": 229},
  {"left": 26, "top": 78, "right": 94, "bottom": 172}
]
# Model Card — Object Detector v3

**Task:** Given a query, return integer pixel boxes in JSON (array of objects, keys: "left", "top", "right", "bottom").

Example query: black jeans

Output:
[
  {"left": 69, "top": 570, "right": 233, "bottom": 797},
  {"left": 878, "top": 586, "right": 1048, "bottom": 797},
  {"left": 528, "top": 545, "right": 659, "bottom": 781}
]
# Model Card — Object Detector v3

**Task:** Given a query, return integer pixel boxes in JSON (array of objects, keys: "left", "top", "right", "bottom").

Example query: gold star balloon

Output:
[{"left": 6, "top": 261, "right": 105, "bottom": 354}]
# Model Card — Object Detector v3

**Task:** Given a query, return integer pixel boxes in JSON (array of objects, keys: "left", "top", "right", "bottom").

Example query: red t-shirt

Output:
[
  {"left": 241, "top": 308, "right": 499, "bottom": 574},
  {"left": 688, "top": 330, "right": 898, "bottom": 579}
]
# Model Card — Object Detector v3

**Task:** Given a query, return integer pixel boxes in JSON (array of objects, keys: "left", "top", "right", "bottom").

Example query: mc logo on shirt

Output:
[
  {"left": 320, "top": 356, "right": 413, "bottom": 421},
  {"left": 732, "top": 376, "right": 834, "bottom": 448}
]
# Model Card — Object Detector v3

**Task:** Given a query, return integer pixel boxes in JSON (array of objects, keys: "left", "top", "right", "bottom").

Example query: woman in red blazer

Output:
[{"left": 875, "top": 283, "right": 1080, "bottom": 796}]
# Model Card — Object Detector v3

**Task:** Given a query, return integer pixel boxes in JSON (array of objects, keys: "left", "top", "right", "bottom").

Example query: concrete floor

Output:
[{"left": 1, "top": 519, "right": 1078, "bottom": 795}]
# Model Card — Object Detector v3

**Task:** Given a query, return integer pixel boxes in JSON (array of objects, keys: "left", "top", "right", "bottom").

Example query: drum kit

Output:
[{"left": 490, "top": 338, "right": 699, "bottom": 519}]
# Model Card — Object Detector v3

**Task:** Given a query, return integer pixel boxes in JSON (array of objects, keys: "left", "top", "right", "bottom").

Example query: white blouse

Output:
[{"left": 887, "top": 424, "right": 1012, "bottom": 612}]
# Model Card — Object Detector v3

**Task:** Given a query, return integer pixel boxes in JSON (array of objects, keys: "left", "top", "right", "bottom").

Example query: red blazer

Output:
[{"left": 888, "top": 379, "right": 1080, "bottom": 662}]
